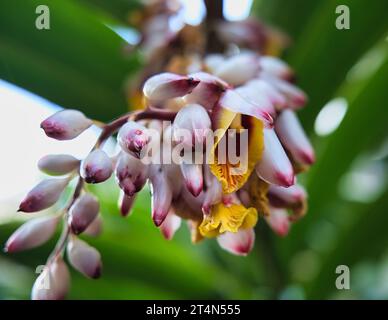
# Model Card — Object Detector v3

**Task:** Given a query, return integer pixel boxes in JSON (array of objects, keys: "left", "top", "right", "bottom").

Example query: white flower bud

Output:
[
  {"left": 81, "top": 150, "right": 113, "bottom": 184},
  {"left": 172, "top": 104, "right": 211, "bottom": 148},
  {"left": 259, "top": 56, "right": 293, "bottom": 80},
  {"left": 255, "top": 129, "right": 295, "bottom": 187},
  {"left": 38, "top": 154, "right": 79, "bottom": 176},
  {"left": 84, "top": 215, "right": 102, "bottom": 237},
  {"left": 5, "top": 216, "right": 59, "bottom": 252},
  {"left": 31, "top": 257, "right": 70, "bottom": 300},
  {"left": 18, "top": 178, "right": 69, "bottom": 213},
  {"left": 115, "top": 153, "right": 148, "bottom": 196},
  {"left": 118, "top": 191, "right": 136, "bottom": 217},
  {"left": 67, "top": 237, "right": 102, "bottom": 279},
  {"left": 159, "top": 207, "right": 181, "bottom": 240},
  {"left": 265, "top": 207, "right": 290, "bottom": 237},
  {"left": 143, "top": 72, "right": 200, "bottom": 101},
  {"left": 268, "top": 184, "right": 307, "bottom": 207},
  {"left": 218, "top": 90, "right": 274, "bottom": 128},
  {"left": 217, "top": 228, "right": 255, "bottom": 256},
  {"left": 215, "top": 52, "right": 260, "bottom": 86},
  {"left": 40, "top": 110, "right": 92, "bottom": 140},
  {"left": 180, "top": 163, "right": 203, "bottom": 197},
  {"left": 275, "top": 110, "right": 315, "bottom": 165},
  {"left": 118, "top": 121, "right": 150, "bottom": 158},
  {"left": 149, "top": 166, "right": 173, "bottom": 227},
  {"left": 69, "top": 193, "right": 100, "bottom": 234}
]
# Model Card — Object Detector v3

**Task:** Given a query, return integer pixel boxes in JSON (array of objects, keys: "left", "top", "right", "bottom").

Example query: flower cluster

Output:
[{"left": 5, "top": 47, "right": 314, "bottom": 299}]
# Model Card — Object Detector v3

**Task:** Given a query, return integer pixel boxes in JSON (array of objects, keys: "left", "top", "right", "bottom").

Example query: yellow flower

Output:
[
  {"left": 209, "top": 105, "right": 264, "bottom": 194},
  {"left": 199, "top": 200, "right": 258, "bottom": 238}
]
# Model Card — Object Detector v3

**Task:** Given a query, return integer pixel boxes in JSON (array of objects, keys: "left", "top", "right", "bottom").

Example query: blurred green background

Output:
[{"left": 1, "top": 0, "right": 388, "bottom": 299}]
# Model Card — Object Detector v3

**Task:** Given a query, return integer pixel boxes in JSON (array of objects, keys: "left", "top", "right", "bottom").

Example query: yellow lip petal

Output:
[
  {"left": 209, "top": 116, "right": 264, "bottom": 194},
  {"left": 199, "top": 202, "right": 258, "bottom": 238}
]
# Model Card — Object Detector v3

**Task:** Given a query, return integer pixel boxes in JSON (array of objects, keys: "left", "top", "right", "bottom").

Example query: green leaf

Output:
[
  {"left": 0, "top": 0, "right": 141, "bottom": 121},
  {"left": 285, "top": 0, "right": 388, "bottom": 133},
  {"left": 283, "top": 53, "right": 388, "bottom": 258},
  {"left": 306, "top": 188, "right": 388, "bottom": 299}
]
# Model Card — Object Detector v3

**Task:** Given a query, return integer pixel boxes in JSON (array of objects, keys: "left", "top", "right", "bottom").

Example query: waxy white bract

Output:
[
  {"left": 40, "top": 110, "right": 92, "bottom": 140},
  {"left": 5, "top": 216, "right": 60, "bottom": 252},
  {"left": 18, "top": 178, "right": 69, "bottom": 213},
  {"left": 38, "top": 154, "right": 80, "bottom": 176},
  {"left": 143, "top": 72, "right": 200, "bottom": 101},
  {"left": 81, "top": 149, "right": 113, "bottom": 184},
  {"left": 69, "top": 193, "right": 100, "bottom": 234},
  {"left": 255, "top": 129, "right": 295, "bottom": 187},
  {"left": 67, "top": 237, "right": 102, "bottom": 279}
]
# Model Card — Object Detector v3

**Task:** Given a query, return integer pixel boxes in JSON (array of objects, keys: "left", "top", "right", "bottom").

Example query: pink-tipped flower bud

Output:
[
  {"left": 81, "top": 150, "right": 113, "bottom": 184},
  {"left": 275, "top": 110, "right": 315, "bottom": 165},
  {"left": 38, "top": 154, "right": 79, "bottom": 176},
  {"left": 202, "top": 176, "right": 222, "bottom": 215},
  {"left": 184, "top": 72, "right": 229, "bottom": 109},
  {"left": 143, "top": 72, "right": 200, "bottom": 101},
  {"left": 259, "top": 56, "right": 294, "bottom": 80},
  {"left": 180, "top": 163, "right": 203, "bottom": 197},
  {"left": 235, "top": 85, "right": 276, "bottom": 116},
  {"left": 31, "top": 257, "right": 70, "bottom": 300},
  {"left": 18, "top": 178, "right": 69, "bottom": 213},
  {"left": 217, "top": 228, "right": 255, "bottom": 256},
  {"left": 67, "top": 237, "right": 102, "bottom": 279},
  {"left": 84, "top": 215, "right": 102, "bottom": 237},
  {"left": 159, "top": 207, "right": 181, "bottom": 240},
  {"left": 118, "top": 191, "right": 136, "bottom": 217},
  {"left": 172, "top": 104, "right": 211, "bottom": 148},
  {"left": 268, "top": 184, "right": 307, "bottom": 208},
  {"left": 5, "top": 216, "right": 60, "bottom": 253},
  {"left": 69, "top": 193, "right": 100, "bottom": 234},
  {"left": 149, "top": 167, "right": 173, "bottom": 227},
  {"left": 263, "top": 74, "right": 307, "bottom": 109},
  {"left": 218, "top": 90, "right": 274, "bottom": 128},
  {"left": 214, "top": 52, "right": 260, "bottom": 86},
  {"left": 118, "top": 121, "right": 150, "bottom": 158},
  {"left": 115, "top": 153, "right": 148, "bottom": 196},
  {"left": 255, "top": 129, "right": 295, "bottom": 187},
  {"left": 265, "top": 208, "right": 290, "bottom": 237},
  {"left": 40, "top": 109, "right": 92, "bottom": 140},
  {"left": 246, "top": 79, "right": 287, "bottom": 110}
]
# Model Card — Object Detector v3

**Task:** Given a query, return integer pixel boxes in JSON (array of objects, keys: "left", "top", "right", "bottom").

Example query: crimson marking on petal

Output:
[
  {"left": 275, "top": 172, "right": 295, "bottom": 188},
  {"left": 298, "top": 150, "right": 316, "bottom": 165}
]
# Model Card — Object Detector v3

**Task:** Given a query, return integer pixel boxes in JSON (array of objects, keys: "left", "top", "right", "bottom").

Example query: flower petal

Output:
[
  {"left": 217, "top": 228, "right": 255, "bottom": 256},
  {"left": 255, "top": 128, "right": 295, "bottom": 187},
  {"left": 275, "top": 110, "right": 315, "bottom": 165}
]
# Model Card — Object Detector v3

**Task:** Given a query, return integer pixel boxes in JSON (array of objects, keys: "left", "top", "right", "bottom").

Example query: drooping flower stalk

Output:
[{"left": 6, "top": 0, "right": 316, "bottom": 300}]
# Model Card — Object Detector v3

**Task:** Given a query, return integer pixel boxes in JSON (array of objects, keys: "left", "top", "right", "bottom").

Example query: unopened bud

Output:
[
  {"left": 115, "top": 153, "right": 148, "bottom": 196},
  {"left": 67, "top": 237, "right": 102, "bottom": 279},
  {"left": 118, "top": 191, "right": 136, "bottom": 217},
  {"left": 215, "top": 52, "right": 260, "bottom": 86},
  {"left": 38, "top": 154, "right": 79, "bottom": 176},
  {"left": 255, "top": 129, "right": 295, "bottom": 187},
  {"left": 84, "top": 215, "right": 102, "bottom": 237},
  {"left": 31, "top": 257, "right": 70, "bottom": 300},
  {"left": 265, "top": 208, "right": 290, "bottom": 237},
  {"left": 81, "top": 150, "right": 113, "bottom": 184},
  {"left": 69, "top": 193, "right": 100, "bottom": 234},
  {"left": 40, "top": 110, "right": 92, "bottom": 140},
  {"left": 18, "top": 178, "right": 69, "bottom": 213},
  {"left": 217, "top": 228, "right": 255, "bottom": 256},
  {"left": 5, "top": 216, "right": 59, "bottom": 253},
  {"left": 149, "top": 167, "right": 173, "bottom": 227},
  {"left": 173, "top": 104, "right": 211, "bottom": 148},
  {"left": 143, "top": 72, "right": 200, "bottom": 101},
  {"left": 118, "top": 121, "right": 150, "bottom": 158}
]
